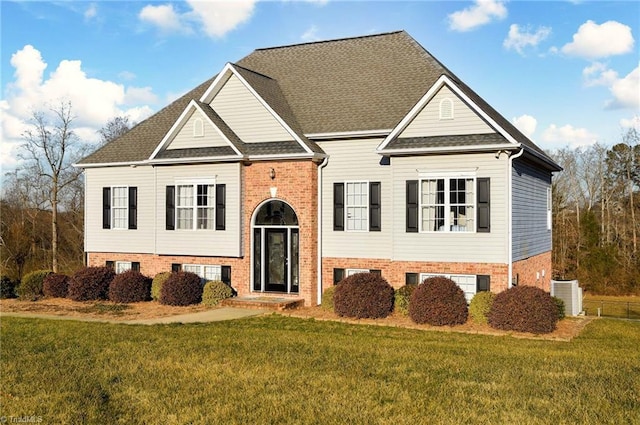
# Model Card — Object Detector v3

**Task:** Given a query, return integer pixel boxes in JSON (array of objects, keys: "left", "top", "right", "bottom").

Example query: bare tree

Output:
[
  {"left": 19, "top": 101, "right": 85, "bottom": 273},
  {"left": 98, "top": 115, "right": 133, "bottom": 146}
]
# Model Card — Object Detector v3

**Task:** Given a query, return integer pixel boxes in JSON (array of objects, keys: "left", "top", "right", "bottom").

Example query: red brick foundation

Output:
[{"left": 512, "top": 251, "right": 552, "bottom": 291}]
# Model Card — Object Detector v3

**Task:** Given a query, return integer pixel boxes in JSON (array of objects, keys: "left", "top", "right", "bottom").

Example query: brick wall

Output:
[{"left": 512, "top": 251, "right": 552, "bottom": 291}]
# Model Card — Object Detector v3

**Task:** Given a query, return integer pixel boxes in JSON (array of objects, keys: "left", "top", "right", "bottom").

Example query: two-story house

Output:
[{"left": 76, "top": 31, "right": 561, "bottom": 306}]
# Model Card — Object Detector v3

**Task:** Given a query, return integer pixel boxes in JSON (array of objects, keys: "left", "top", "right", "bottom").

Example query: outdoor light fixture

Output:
[{"left": 269, "top": 168, "right": 276, "bottom": 179}]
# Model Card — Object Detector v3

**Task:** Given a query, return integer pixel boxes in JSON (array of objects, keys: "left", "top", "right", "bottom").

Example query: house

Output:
[{"left": 76, "top": 31, "right": 561, "bottom": 306}]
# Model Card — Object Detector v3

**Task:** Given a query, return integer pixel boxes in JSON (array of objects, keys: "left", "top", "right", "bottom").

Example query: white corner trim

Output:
[{"left": 199, "top": 63, "right": 235, "bottom": 103}]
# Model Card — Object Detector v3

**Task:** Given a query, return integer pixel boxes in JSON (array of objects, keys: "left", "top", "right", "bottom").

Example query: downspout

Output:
[
  {"left": 317, "top": 156, "right": 329, "bottom": 305},
  {"left": 507, "top": 147, "right": 525, "bottom": 289}
]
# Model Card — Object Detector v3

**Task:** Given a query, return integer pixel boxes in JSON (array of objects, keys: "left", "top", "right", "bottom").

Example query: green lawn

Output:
[
  {"left": 583, "top": 294, "right": 640, "bottom": 319},
  {"left": 1, "top": 315, "right": 639, "bottom": 424}
]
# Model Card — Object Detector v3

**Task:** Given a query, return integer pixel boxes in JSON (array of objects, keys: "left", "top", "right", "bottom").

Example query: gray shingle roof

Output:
[
  {"left": 386, "top": 133, "right": 511, "bottom": 150},
  {"left": 155, "top": 146, "right": 237, "bottom": 159},
  {"left": 78, "top": 30, "right": 557, "bottom": 169}
]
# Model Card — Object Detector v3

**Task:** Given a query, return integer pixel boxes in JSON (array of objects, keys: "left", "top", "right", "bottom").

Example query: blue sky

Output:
[{"left": 1, "top": 0, "right": 638, "bottom": 172}]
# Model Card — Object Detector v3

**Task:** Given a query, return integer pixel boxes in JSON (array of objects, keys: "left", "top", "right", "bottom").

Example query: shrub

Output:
[
  {"left": 469, "top": 291, "right": 495, "bottom": 324},
  {"left": 43, "top": 273, "right": 70, "bottom": 298},
  {"left": 0, "top": 276, "right": 18, "bottom": 299},
  {"left": 394, "top": 284, "right": 418, "bottom": 316},
  {"left": 17, "top": 270, "right": 52, "bottom": 301},
  {"left": 552, "top": 296, "right": 566, "bottom": 320},
  {"left": 488, "top": 286, "right": 559, "bottom": 334},
  {"left": 409, "top": 277, "right": 468, "bottom": 326},
  {"left": 159, "top": 271, "right": 203, "bottom": 306},
  {"left": 108, "top": 270, "right": 152, "bottom": 303},
  {"left": 202, "top": 280, "right": 234, "bottom": 307},
  {"left": 333, "top": 272, "right": 394, "bottom": 319},
  {"left": 151, "top": 272, "right": 171, "bottom": 301},
  {"left": 320, "top": 285, "right": 337, "bottom": 311},
  {"left": 68, "top": 267, "right": 116, "bottom": 301}
]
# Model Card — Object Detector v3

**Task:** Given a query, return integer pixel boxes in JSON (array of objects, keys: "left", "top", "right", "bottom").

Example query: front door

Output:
[{"left": 265, "top": 228, "right": 287, "bottom": 292}]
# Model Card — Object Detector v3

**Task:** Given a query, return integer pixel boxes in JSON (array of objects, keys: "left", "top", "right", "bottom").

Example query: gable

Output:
[
  {"left": 166, "top": 109, "right": 229, "bottom": 150},
  {"left": 399, "top": 86, "right": 495, "bottom": 139},
  {"left": 210, "top": 74, "right": 294, "bottom": 143}
]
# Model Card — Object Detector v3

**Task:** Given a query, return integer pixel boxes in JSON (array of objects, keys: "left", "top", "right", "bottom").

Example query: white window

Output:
[
  {"left": 547, "top": 187, "right": 552, "bottom": 231},
  {"left": 420, "top": 177, "right": 474, "bottom": 232},
  {"left": 183, "top": 264, "right": 222, "bottom": 282},
  {"left": 420, "top": 273, "right": 476, "bottom": 303},
  {"left": 176, "top": 183, "right": 215, "bottom": 230},
  {"left": 112, "top": 186, "right": 128, "bottom": 229},
  {"left": 346, "top": 181, "right": 368, "bottom": 231},
  {"left": 439, "top": 98, "right": 454, "bottom": 120},
  {"left": 346, "top": 268, "right": 370, "bottom": 277},
  {"left": 115, "top": 261, "right": 132, "bottom": 274},
  {"left": 193, "top": 118, "right": 204, "bottom": 137}
]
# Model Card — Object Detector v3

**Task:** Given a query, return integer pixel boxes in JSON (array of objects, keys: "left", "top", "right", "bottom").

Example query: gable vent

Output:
[
  {"left": 439, "top": 98, "right": 454, "bottom": 120},
  {"left": 193, "top": 118, "right": 204, "bottom": 137}
]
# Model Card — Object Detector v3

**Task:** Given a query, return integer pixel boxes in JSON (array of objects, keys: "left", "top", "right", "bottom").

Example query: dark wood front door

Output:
[{"left": 265, "top": 228, "right": 287, "bottom": 292}]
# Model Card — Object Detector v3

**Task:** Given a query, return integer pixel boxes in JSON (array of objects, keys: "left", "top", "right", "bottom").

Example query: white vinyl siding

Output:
[
  {"left": 166, "top": 110, "right": 229, "bottom": 150},
  {"left": 400, "top": 86, "right": 494, "bottom": 138},
  {"left": 393, "top": 153, "right": 508, "bottom": 264},
  {"left": 85, "top": 167, "right": 155, "bottom": 254},
  {"left": 111, "top": 186, "right": 128, "bottom": 229},
  {"left": 210, "top": 74, "right": 294, "bottom": 143},
  {"left": 320, "top": 138, "right": 391, "bottom": 259}
]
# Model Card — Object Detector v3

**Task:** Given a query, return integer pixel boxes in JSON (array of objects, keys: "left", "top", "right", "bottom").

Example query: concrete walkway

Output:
[{"left": 0, "top": 307, "right": 267, "bottom": 325}]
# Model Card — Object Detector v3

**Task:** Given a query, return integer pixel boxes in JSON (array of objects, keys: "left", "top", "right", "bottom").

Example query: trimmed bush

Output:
[
  {"left": 68, "top": 266, "right": 116, "bottom": 301},
  {"left": 333, "top": 272, "right": 394, "bottom": 319},
  {"left": 552, "top": 296, "right": 566, "bottom": 320},
  {"left": 409, "top": 277, "right": 468, "bottom": 326},
  {"left": 321, "top": 285, "right": 337, "bottom": 311},
  {"left": 159, "top": 271, "right": 203, "bottom": 306},
  {"left": 108, "top": 270, "right": 152, "bottom": 303},
  {"left": 17, "top": 270, "right": 52, "bottom": 301},
  {"left": 394, "top": 284, "right": 417, "bottom": 316},
  {"left": 0, "top": 276, "right": 18, "bottom": 299},
  {"left": 202, "top": 280, "right": 234, "bottom": 307},
  {"left": 469, "top": 291, "right": 495, "bottom": 324},
  {"left": 43, "top": 273, "right": 70, "bottom": 298},
  {"left": 488, "top": 286, "right": 559, "bottom": 334},
  {"left": 151, "top": 272, "right": 171, "bottom": 301}
]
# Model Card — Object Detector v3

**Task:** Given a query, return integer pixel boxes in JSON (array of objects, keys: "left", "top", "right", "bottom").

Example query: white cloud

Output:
[
  {"left": 620, "top": 115, "right": 640, "bottom": 130},
  {"left": 561, "top": 20, "right": 634, "bottom": 59},
  {"left": 582, "top": 62, "right": 618, "bottom": 87},
  {"left": 606, "top": 64, "right": 640, "bottom": 109},
  {"left": 448, "top": 0, "right": 507, "bottom": 32},
  {"left": 301, "top": 25, "right": 320, "bottom": 42},
  {"left": 118, "top": 71, "right": 137, "bottom": 81},
  {"left": 84, "top": 3, "right": 97, "bottom": 21},
  {"left": 542, "top": 124, "right": 598, "bottom": 148},
  {"left": 512, "top": 114, "right": 537, "bottom": 138},
  {"left": 1, "top": 45, "right": 158, "bottom": 172},
  {"left": 138, "top": 1, "right": 255, "bottom": 38},
  {"left": 503, "top": 24, "right": 551, "bottom": 55}
]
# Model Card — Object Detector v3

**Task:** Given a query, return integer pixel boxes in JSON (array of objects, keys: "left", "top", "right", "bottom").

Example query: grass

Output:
[
  {"left": 583, "top": 294, "right": 640, "bottom": 319},
  {"left": 1, "top": 315, "right": 639, "bottom": 424}
]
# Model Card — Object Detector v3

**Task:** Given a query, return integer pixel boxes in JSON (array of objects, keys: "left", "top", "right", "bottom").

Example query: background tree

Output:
[{"left": 98, "top": 115, "right": 133, "bottom": 146}]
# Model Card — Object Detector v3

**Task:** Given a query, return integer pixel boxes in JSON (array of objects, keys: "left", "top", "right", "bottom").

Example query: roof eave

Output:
[{"left": 377, "top": 143, "right": 521, "bottom": 156}]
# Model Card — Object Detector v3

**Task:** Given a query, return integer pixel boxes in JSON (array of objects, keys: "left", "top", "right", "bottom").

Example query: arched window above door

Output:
[{"left": 254, "top": 200, "right": 298, "bottom": 226}]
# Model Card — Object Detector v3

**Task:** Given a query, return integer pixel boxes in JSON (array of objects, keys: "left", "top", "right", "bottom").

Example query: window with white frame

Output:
[
  {"left": 116, "top": 261, "right": 132, "bottom": 274},
  {"left": 346, "top": 181, "right": 368, "bottom": 231},
  {"left": 177, "top": 183, "right": 215, "bottom": 230},
  {"left": 346, "top": 268, "right": 370, "bottom": 277},
  {"left": 182, "top": 264, "right": 222, "bottom": 282},
  {"left": 112, "top": 186, "right": 128, "bottom": 229},
  {"left": 420, "top": 177, "right": 474, "bottom": 232},
  {"left": 420, "top": 273, "right": 477, "bottom": 302}
]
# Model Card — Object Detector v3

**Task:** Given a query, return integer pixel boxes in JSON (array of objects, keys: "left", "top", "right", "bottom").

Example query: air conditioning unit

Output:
[{"left": 550, "top": 280, "right": 583, "bottom": 316}]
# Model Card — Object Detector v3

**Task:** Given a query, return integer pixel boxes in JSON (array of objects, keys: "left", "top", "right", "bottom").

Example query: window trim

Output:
[
  {"left": 115, "top": 261, "right": 132, "bottom": 274},
  {"left": 418, "top": 172, "right": 476, "bottom": 233},
  {"left": 346, "top": 268, "right": 370, "bottom": 277},
  {"left": 419, "top": 272, "right": 478, "bottom": 302},
  {"left": 174, "top": 179, "right": 216, "bottom": 231},
  {"left": 344, "top": 180, "right": 369, "bottom": 232},
  {"left": 182, "top": 264, "right": 222, "bottom": 282}
]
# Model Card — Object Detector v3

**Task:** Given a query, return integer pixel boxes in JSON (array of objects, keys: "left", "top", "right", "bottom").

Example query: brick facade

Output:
[{"left": 512, "top": 251, "right": 552, "bottom": 291}]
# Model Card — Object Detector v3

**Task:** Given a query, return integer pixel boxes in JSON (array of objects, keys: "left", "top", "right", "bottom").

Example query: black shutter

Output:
[
  {"left": 128, "top": 187, "right": 137, "bottom": 230},
  {"left": 406, "top": 272, "right": 419, "bottom": 285},
  {"left": 333, "top": 268, "right": 345, "bottom": 284},
  {"left": 105, "top": 261, "right": 115, "bottom": 270},
  {"left": 477, "top": 178, "right": 490, "bottom": 233},
  {"left": 166, "top": 186, "right": 175, "bottom": 230},
  {"left": 477, "top": 275, "right": 491, "bottom": 292},
  {"left": 216, "top": 184, "right": 226, "bottom": 231},
  {"left": 221, "top": 266, "right": 231, "bottom": 285},
  {"left": 171, "top": 263, "right": 181, "bottom": 273},
  {"left": 369, "top": 182, "right": 381, "bottom": 232},
  {"left": 370, "top": 269, "right": 382, "bottom": 276},
  {"left": 102, "top": 187, "right": 111, "bottom": 229},
  {"left": 333, "top": 183, "right": 344, "bottom": 231},
  {"left": 132, "top": 262, "right": 140, "bottom": 272},
  {"left": 406, "top": 180, "right": 419, "bottom": 232}
]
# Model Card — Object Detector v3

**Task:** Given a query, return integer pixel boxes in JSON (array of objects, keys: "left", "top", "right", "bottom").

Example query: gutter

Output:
[
  {"left": 317, "top": 156, "right": 330, "bottom": 305},
  {"left": 507, "top": 147, "right": 525, "bottom": 289}
]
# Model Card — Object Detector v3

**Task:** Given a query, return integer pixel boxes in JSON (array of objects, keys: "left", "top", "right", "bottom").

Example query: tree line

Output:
[{"left": 1, "top": 103, "right": 638, "bottom": 294}]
